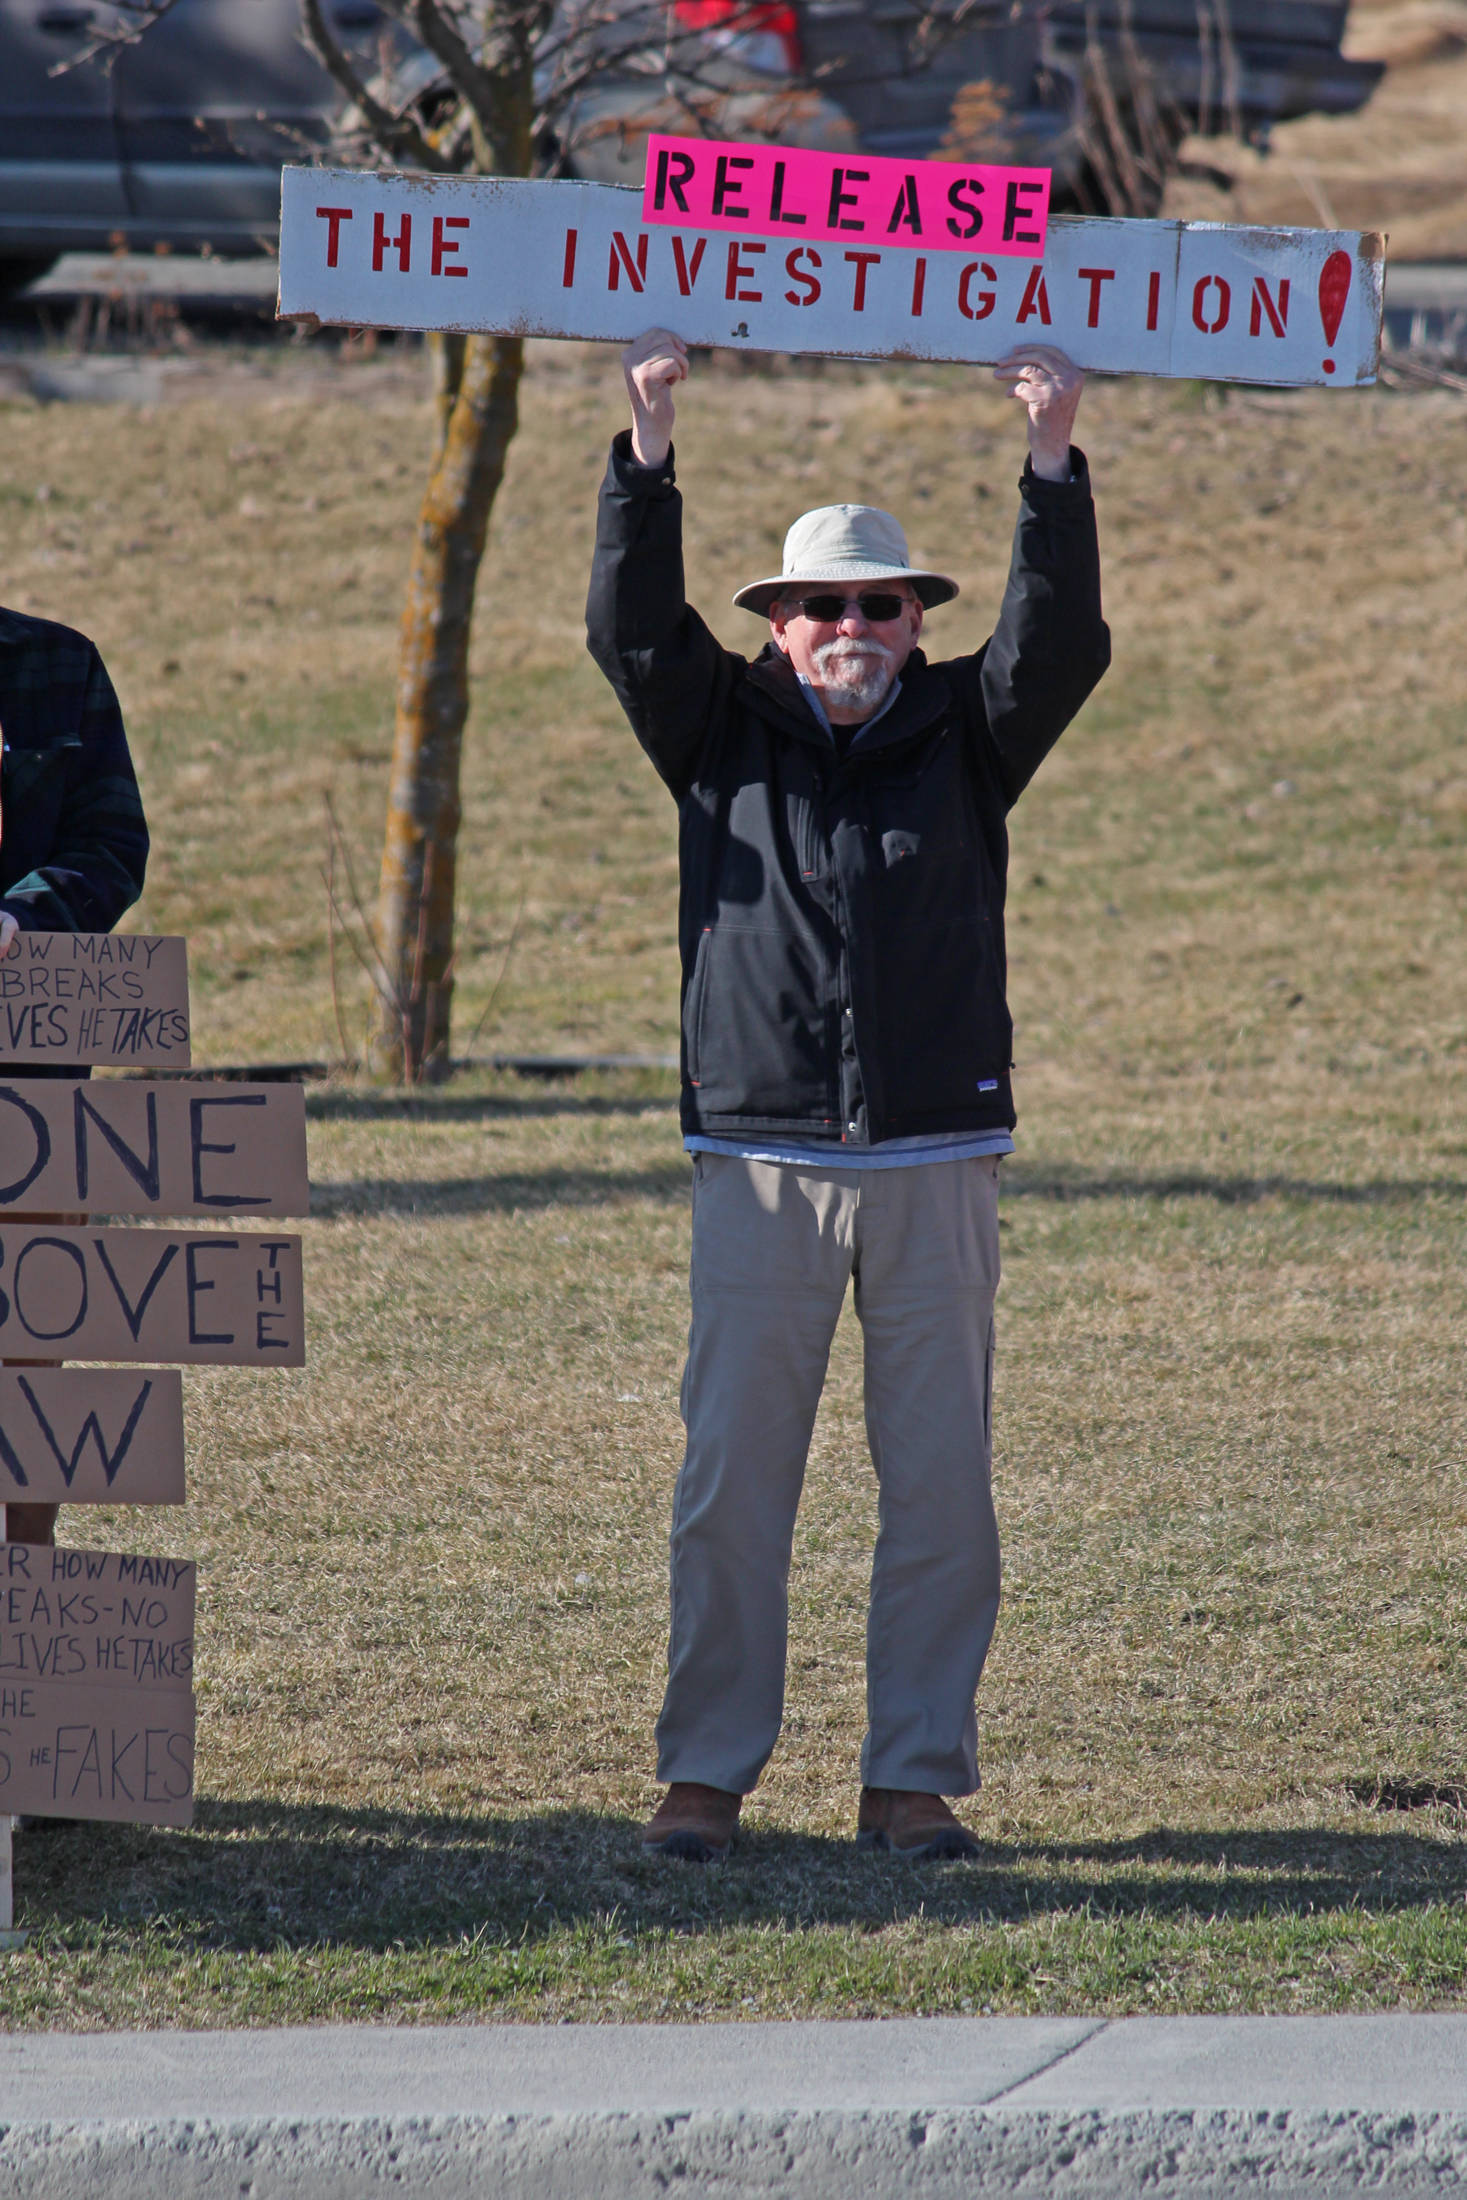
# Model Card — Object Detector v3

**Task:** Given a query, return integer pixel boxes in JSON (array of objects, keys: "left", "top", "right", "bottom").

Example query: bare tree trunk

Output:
[{"left": 369, "top": 328, "right": 524, "bottom": 1080}]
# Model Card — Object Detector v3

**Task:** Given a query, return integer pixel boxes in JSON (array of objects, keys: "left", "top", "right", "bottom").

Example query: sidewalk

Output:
[{"left": 5, "top": 2014, "right": 1467, "bottom": 2196}]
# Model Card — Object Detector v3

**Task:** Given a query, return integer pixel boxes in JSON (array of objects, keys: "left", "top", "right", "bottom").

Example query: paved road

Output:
[{"left": 5, "top": 2014, "right": 1467, "bottom": 2195}]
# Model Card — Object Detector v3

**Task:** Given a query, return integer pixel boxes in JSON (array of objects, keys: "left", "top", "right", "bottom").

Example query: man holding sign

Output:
[{"left": 589, "top": 327, "right": 1109, "bottom": 1862}]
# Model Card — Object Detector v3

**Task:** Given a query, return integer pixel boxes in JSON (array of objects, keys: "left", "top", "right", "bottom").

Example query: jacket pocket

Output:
[
  {"left": 875, "top": 913, "right": 1012, "bottom": 1119},
  {"left": 688, "top": 924, "right": 832, "bottom": 1121}
]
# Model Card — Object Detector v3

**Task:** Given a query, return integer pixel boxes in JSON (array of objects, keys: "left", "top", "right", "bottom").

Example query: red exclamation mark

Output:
[{"left": 1318, "top": 249, "right": 1351, "bottom": 375}]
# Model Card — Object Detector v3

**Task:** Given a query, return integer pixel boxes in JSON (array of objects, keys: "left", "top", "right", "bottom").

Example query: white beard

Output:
[{"left": 811, "top": 638, "right": 897, "bottom": 716}]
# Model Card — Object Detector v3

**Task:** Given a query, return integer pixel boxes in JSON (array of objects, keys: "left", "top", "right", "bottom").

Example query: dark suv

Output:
[{"left": 0, "top": 0, "right": 1382, "bottom": 301}]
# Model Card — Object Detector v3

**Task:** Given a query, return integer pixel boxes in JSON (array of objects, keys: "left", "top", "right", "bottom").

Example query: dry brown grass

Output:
[
  {"left": 1, "top": 340, "right": 1465, "bottom": 2022},
  {"left": 1165, "top": 1, "right": 1467, "bottom": 258}
]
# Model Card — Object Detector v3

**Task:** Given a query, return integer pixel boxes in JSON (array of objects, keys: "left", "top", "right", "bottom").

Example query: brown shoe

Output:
[
  {"left": 857, "top": 1786, "right": 981, "bottom": 1861},
  {"left": 641, "top": 1782, "right": 742, "bottom": 1863}
]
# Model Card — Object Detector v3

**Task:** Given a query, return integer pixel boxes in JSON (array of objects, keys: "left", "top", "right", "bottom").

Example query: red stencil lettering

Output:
[
  {"left": 608, "top": 232, "right": 649, "bottom": 292},
  {"left": 725, "top": 240, "right": 766, "bottom": 303},
  {"left": 672, "top": 236, "right": 707, "bottom": 296},
  {"left": 371, "top": 211, "right": 411, "bottom": 273},
  {"left": 1318, "top": 249, "right": 1351, "bottom": 372},
  {"left": 316, "top": 206, "right": 352, "bottom": 268},
  {"left": 845, "top": 249, "right": 881, "bottom": 310}
]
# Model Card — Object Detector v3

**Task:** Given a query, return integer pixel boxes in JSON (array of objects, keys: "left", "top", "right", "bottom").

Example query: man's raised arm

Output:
[
  {"left": 586, "top": 328, "right": 744, "bottom": 801},
  {"left": 977, "top": 344, "right": 1111, "bottom": 806}
]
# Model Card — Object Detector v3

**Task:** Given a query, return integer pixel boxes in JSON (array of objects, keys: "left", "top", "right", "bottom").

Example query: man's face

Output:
[{"left": 770, "top": 585, "right": 923, "bottom": 725}]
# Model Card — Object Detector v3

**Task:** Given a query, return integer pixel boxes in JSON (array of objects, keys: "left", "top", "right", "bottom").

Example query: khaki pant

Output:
[{"left": 657, "top": 1152, "right": 1002, "bottom": 1798}]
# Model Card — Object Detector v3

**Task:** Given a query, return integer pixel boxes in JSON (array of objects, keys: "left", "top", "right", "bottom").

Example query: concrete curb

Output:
[
  {"left": 7, "top": 2017, "right": 1467, "bottom": 2198},
  {"left": 9, "top": 2110, "right": 1467, "bottom": 2200}
]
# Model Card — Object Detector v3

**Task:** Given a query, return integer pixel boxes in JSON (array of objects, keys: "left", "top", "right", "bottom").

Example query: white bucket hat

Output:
[{"left": 733, "top": 503, "right": 959, "bottom": 616}]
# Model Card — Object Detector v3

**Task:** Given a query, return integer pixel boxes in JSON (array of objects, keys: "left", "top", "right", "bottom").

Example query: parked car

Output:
[
  {"left": 0, "top": 0, "right": 1383, "bottom": 303},
  {"left": 0, "top": 0, "right": 384, "bottom": 296}
]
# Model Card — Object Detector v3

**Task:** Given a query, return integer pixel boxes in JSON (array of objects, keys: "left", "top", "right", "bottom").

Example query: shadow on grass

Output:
[
  {"left": 17, "top": 1801, "right": 1467, "bottom": 1951},
  {"left": 1007, "top": 1168, "right": 1467, "bottom": 1207},
  {"left": 310, "top": 1165, "right": 691, "bottom": 1219},
  {"left": 308, "top": 1091, "right": 677, "bottom": 1125},
  {"left": 308, "top": 1162, "right": 1466, "bottom": 1222}
]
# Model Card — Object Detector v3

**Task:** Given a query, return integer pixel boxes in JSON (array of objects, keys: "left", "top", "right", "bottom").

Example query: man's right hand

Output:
[{"left": 623, "top": 327, "right": 688, "bottom": 469}]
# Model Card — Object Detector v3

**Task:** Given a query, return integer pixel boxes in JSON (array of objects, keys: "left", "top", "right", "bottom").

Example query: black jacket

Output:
[
  {"left": 0, "top": 606, "right": 149, "bottom": 935},
  {"left": 587, "top": 433, "right": 1109, "bottom": 1145}
]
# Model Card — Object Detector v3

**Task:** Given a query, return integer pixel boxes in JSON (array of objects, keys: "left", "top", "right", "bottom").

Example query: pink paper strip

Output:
[{"left": 642, "top": 133, "right": 1049, "bottom": 259}]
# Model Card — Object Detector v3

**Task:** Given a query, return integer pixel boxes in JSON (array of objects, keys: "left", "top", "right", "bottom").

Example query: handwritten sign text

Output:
[
  {"left": 0, "top": 1225, "right": 303, "bottom": 1366},
  {"left": 0, "top": 1677, "right": 193, "bottom": 1825},
  {"left": 0, "top": 936, "right": 189, "bottom": 1067},
  {"left": 0, "top": 1079, "right": 308, "bottom": 1217},
  {"left": 0, "top": 1369, "right": 185, "bottom": 1506}
]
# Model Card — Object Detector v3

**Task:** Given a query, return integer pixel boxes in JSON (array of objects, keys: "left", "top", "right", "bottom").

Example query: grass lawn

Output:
[{"left": 1, "top": 337, "right": 1465, "bottom": 2023}]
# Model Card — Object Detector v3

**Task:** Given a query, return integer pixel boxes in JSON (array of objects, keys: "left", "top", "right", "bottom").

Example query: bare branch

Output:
[
  {"left": 459, "top": 893, "right": 527, "bottom": 1056},
  {"left": 322, "top": 794, "right": 400, "bottom": 1016},
  {"left": 45, "top": 0, "right": 184, "bottom": 75},
  {"left": 407, "top": 0, "right": 502, "bottom": 114},
  {"left": 300, "top": 0, "right": 454, "bottom": 172},
  {"left": 323, "top": 835, "right": 355, "bottom": 1065}
]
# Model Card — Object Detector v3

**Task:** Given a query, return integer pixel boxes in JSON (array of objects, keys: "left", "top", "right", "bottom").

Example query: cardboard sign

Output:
[
  {"left": 0, "top": 935, "right": 189, "bottom": 1068},
  {"left": 0, "top": 1225, "right": 303, "bottom": 1366},
  {"left": 0, "top": 1677, "right": 193, "bottom": 1825},
  {"left": 0, "top": 1369, "right": 185, "bottom": 1506},
  {"left": 0, "top": 1080, "right": 309, "bottom": 1218},
  {"left": 278, "top": 167, "right": 1384, "bottom": 386},
  {"left": 0, "top": 1543, "right": 193, "bottom": 1688},
  {"left": 642, "top": 133, "right": 1050, "bottom": 257}
]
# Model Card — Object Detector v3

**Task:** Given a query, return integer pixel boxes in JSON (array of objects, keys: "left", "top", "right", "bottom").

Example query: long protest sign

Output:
[
  {"left": 0, "top": 934, "right": 189, "bottom": 1066},
  {"left": 278, "top": 166, "right": 1384, "bottom": 387},
  {"left": 0, "top": 1079, "right": 308, "bottom": 1218}
]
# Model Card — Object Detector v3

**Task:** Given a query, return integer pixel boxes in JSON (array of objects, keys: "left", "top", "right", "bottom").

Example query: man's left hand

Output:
[
  {"left": 0, "top": 914, "right": 18, "bottom": 958},
  {"left": 992, "top": 346, "right": 1085, "bottom": 482}
]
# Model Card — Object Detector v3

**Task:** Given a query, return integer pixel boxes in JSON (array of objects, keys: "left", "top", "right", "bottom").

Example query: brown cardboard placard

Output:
[
  {"left": 0, "top": 1544, "right": 193, "bottom": 1688},
  {"left": 0, "top": 936, "right": 190, "bottom": 1067},
  {"left": 0, "top": 1225, "right": 303, "bottom": 1365},
  {"left": 0, "top": 1368, "right": 185, "bottom": 1505},
  {"left": 0, "top": 1676, "right": 193, "bottom": 1825},
  {"left": 0, "top": 1080, "right": 309, "bottom": 1217}
]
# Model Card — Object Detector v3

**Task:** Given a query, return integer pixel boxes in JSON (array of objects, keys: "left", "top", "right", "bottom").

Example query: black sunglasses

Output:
[{"left": 790, "top": 591, "right": 913, "bottom": 624}]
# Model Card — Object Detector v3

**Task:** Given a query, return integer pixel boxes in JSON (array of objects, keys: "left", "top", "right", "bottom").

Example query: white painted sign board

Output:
[{"left": 278, "top": 166, "right": 1383, "bottom": 387}]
